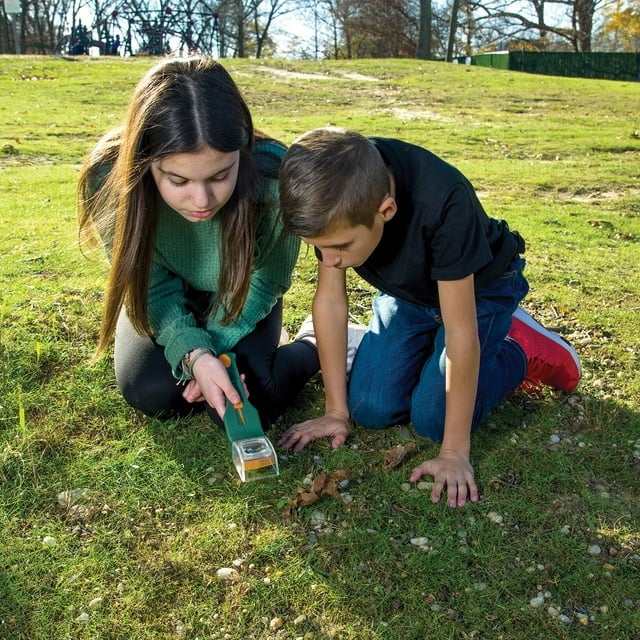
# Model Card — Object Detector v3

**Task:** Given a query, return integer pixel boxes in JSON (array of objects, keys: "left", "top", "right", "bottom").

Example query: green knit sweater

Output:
[{"left": 94, "top": 140, "right": 300, "bottom": 378}]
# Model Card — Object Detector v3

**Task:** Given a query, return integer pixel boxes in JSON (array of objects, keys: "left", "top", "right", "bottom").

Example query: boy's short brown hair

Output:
[{"left": 280, "top": 127, "right": 389, "bottom": 237}]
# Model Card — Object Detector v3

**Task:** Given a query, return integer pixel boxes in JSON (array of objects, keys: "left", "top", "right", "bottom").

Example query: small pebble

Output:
[
  {"left": 42, "top": 536, "right": 56, "bottom": 547},
  {"left": 486, "top": 511, "right": 504, "bottom": 525},
  {"left": 293, "top": 614, "right": 307, "bottom": 626},
  {"left": 309, "top": 511, "right": 326, "bottom": 527},
  {"left": 410, "top": 537, "right": 429, "bottom": 547},
  {"left": 88, "top": 597, "right": 103, "bottom": 610},
  {"left": 216, "top": 567, "right": 241, "bottom": 583},
  {"left": 75, "top": 612, "right": 90, "bottom": 623},
  {"left": 269, "top": 617, "right": 284, "bottom": 630},
  {"left": 549, "top": 434, "right": 561, "bottom": 444},
  {"left": 530, "top": 596, "right": 545, "bottom": 608},
  {"left": 57, "top": 488, "right": 87, "bottom": 507},
  {"left": 576, "top": 612, "right": 589, "bottom": 625},
  {"left": 588, "top": 545, "right": 602, "bottom": 556}
]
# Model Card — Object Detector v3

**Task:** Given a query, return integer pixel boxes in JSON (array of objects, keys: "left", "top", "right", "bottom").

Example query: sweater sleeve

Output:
[{"left": 147, "top": 260, "right": 218, "bottom": 379}]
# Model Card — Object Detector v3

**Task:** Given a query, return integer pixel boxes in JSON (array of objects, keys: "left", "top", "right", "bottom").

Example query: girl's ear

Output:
[{"left": 378, "top": 195, "right": 397, "bottom": 223}]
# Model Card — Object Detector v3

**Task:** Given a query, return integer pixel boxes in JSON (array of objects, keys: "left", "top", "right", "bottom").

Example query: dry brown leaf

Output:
[
  {"left": 283, "top": 470, "right": 350, "bottom": 518},
  {"left": 382, "top": 443, "right": 415, "bottom": 472}
]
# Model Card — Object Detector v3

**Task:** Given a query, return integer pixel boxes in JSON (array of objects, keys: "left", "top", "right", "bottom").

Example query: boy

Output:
[{"left": 278, "top": 127, "right": 581, "bottom": 508}]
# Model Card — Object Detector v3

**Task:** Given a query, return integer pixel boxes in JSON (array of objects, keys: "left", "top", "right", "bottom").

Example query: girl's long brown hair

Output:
[{"left": 78, "top": 57, "right": 261, "bottom": 357}]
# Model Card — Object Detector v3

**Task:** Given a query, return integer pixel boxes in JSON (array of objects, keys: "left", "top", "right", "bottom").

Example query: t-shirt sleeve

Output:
[{"left": 429, "top": 181, "right": 493, "bottom": 282}]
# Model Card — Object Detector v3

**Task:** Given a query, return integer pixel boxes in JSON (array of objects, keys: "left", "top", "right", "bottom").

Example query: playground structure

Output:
[{"left": 59, "top": 6, "right": 222, "bottom": 58}]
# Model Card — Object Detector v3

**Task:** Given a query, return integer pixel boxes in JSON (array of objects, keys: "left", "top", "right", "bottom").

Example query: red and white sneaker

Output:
[{"left": 508, "top": 307, "right": 581, "bottom": 392}]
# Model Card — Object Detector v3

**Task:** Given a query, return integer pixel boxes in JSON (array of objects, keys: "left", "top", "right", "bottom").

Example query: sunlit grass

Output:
[{"left": 1, "top": 55, "right": 639, "bottom": 639}]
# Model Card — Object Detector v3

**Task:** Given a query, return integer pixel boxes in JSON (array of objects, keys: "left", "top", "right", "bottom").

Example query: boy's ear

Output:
[{"left": 378, "top": 195, "right": 397, "bottom": 222}]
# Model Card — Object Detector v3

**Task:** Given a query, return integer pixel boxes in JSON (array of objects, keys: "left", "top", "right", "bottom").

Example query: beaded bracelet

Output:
[{"left": 181, "top": 347, "right": 215, "bottom": 379}]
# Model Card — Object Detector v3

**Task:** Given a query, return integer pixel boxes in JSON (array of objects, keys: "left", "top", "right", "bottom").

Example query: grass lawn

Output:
[{"left": 0, "top": 55, "right": 639, "bottom": 640}]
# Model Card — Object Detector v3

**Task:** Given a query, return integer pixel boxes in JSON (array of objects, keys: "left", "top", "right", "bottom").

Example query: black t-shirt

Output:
[{"left": 351, "top": 138, "right": 524, "bottom": 307}]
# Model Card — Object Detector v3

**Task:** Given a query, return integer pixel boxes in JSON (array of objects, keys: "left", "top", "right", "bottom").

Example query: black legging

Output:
[{"left": 114, "top": 299, "right": 319, "bottom": 427}]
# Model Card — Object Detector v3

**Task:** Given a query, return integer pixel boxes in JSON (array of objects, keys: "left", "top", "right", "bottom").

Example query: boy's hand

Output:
[
  {"left": 278, "top": 411, "right": 351, "bottom": 453},
  {"left": 409, "top": 452, "right": 478, "bottom": 508}
]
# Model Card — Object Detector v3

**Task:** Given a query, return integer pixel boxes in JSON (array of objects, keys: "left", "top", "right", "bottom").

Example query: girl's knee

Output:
[{"left": 117, "top": 375, "right": 181, "bottom": 417}]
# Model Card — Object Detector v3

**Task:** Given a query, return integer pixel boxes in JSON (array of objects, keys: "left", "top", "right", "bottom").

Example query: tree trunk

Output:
[
  {"left": 416, "top": 0, "right": 432, "bottom": 59},
  {"left": 446, "top": 0, "right": 460, "bottom": 62}
]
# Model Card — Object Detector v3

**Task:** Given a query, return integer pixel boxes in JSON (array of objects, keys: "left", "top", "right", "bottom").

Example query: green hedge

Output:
[{"left": 456, "top": 51, "right": 640, "bottom": 81}]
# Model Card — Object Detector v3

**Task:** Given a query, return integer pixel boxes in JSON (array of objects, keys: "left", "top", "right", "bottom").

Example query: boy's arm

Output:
[
  {"left": 279, "top": 262, "right": 351, "bottom": 451},
  {"left": 313, "top": 262, "right": 350, "bottom": 416},
  {"left": 410, "top": 275, "right": 480, "bottom": 507}
]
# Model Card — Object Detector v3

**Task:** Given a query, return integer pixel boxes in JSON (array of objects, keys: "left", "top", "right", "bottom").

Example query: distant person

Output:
[
  {"left": 77, "top": 57, "right": 320, "bottom": 428},
  {"left": 111, "top": 35, "right": 120, "bottom": 56},
  {"left": 71, "top": 39, "right": 84, "bottom": 55},
  {"left": 278, "top": 126, "right": 581, "bottom": 508}
]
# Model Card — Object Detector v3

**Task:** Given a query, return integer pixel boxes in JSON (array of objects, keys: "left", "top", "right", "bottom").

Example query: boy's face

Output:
[{"left": 303, "top": 214, "right": 385, "bottom": 270}]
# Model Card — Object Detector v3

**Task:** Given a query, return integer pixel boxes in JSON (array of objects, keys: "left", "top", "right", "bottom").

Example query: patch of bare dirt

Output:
[
  {"left": 255, "top": 67, "right": 380, "bottom": 82},
  {"left": 255, "top": 67, "right": 332, "bottom": 81},
  {"left": 389, "top": 108, "right": 455, "bottom": 123}
]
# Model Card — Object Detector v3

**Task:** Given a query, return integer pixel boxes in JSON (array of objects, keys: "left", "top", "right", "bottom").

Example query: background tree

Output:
[
  {"left": 0, "top": 0, "right": 633, "bottom": 56},
  {"left": 416, "top": 0, "right": 433, "bottom": 58},
  {"left": 600, "top": 0, "right": 640, "bottom": 50},
  {"left": 471, "top": 0, "right": 605, "bottom": 52}
]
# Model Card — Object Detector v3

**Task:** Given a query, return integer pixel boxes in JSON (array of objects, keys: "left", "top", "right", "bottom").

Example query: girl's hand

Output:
[
  {"left": 185, "top": 353, "right": 243, "bottom": 418},
  {"left": 182, "top": 378, "right": 205, "bottom": 404},
  {"left": 409, "top": 451, "right": 478, "bottom": 508},
  {"left": 279, "top": 411, "right": 351, "bottom": 453}
]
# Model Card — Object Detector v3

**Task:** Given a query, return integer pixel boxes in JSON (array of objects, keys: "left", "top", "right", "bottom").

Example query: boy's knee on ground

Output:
[
  {"left": 348, "top": 395, "right": 401, "bottom": 430},
  {"left": 410, "top": 404, "right": 445, "bottom": 443}
]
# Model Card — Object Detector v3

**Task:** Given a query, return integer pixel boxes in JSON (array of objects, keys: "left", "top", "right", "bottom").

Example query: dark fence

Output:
[{"left": 455, "top": 51, "right": 640, "bottom": 82}]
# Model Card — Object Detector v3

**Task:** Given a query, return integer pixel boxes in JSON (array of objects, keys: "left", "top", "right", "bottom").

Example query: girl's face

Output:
[{"left": 150, "top": 146, "right": 240, "bottom": 223}]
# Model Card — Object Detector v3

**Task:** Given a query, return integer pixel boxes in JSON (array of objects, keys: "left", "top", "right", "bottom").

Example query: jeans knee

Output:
[
  {"left": 410, "top": 403, "right": 445, "bottom": 443},
  {"left": 349, "top": 395, "right": 397, "bottom": 430}
]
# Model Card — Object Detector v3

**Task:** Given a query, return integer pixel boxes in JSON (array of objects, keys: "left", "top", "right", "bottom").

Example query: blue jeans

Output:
[{"left": 348, "top": 258, "right": 529, "bottom": 442}]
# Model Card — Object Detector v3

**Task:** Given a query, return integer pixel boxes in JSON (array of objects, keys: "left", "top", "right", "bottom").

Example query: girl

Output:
[{"left": 78, "top": 57, "right": 319, "bottom": 426}]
